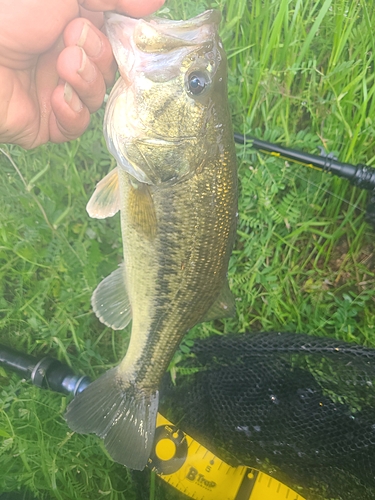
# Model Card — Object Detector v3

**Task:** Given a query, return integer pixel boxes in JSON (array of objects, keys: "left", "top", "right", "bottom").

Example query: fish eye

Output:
[{"left": 187, "top": 70, "right": 210, "bottom": 96}]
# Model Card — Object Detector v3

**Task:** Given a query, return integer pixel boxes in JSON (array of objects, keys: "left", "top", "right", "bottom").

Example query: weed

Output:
[{"left": 1, "top": 1, "right": 375, "bottom": 499}]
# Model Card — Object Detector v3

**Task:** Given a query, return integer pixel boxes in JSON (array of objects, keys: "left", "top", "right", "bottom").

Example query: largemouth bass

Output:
[{"left": 65, "top": 9, "right": 237, "bottom": 470}]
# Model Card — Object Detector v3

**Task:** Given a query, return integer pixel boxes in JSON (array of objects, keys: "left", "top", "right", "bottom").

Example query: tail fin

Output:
[{"left": 65, "top": 367, "right": 158, "bottom": 470}]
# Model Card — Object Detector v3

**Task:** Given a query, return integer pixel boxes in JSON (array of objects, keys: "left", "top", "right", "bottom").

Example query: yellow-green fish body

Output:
[{"left": 66, "top": 9, "right": 237, "bottom": 470}]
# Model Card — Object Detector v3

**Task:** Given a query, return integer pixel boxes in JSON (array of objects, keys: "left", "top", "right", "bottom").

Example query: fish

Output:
[{"left": 65, "top": 9, "right": 238, "bottom": 470}]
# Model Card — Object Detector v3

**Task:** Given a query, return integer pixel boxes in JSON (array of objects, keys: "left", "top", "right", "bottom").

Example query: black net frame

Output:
[{"left": 158, "top": 332, "right": 375, "bottom": 500}]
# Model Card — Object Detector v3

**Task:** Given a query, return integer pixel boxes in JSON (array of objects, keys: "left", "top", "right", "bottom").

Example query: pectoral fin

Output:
[
  {"left": 87, "top": 168, "right": 120, "bottom": 219},
  {"left": 201, "top": 280, "right": 236, "bottom": 322},
  {"left": 128, "top": 178, "right": 157, "bottom": 239},
  {"left": 91, "top": 264, "right": 132, "bottom": 330}
]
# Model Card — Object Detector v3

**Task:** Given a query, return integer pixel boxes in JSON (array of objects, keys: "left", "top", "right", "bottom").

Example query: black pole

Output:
[
  {"left": 235, "top": 133, "right": 375, "bottom": 191},
  {"left": 0, "top": 343, "right": 90, "bottom": 396}
]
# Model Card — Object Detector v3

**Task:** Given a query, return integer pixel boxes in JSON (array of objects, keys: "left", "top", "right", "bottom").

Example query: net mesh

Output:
[{"left": 158, "top": 332, "right": 375, "bottom": 500}]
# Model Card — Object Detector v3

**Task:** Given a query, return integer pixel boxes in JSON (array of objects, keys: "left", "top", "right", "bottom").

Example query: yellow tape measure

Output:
[{"left": 147, "top": 414, "right": 306, "bottom": 500}]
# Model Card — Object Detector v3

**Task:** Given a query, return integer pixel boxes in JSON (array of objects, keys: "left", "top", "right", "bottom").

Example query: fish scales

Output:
[
  {"left": 65, "top": 9, "right": 237, "bottom": 470},
  {"left": 118, "top": 142, "right": 237, "bottom": 388}
]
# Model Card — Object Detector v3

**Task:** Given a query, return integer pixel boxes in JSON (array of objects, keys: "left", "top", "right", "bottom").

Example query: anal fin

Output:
[
  {"left": 92, "top": 264, "right": 132, "bottom": 330},
  {"left": 201, "top": 280, "right": 236, "bottom": 322}
]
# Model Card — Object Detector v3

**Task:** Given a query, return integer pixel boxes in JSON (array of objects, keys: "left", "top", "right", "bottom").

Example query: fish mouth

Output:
[
  {"left": 103, "top": 10, "right": 223, "bottom": 186},
  {"left": 104, "top": 10, "right": 221, "bottom": 83}
]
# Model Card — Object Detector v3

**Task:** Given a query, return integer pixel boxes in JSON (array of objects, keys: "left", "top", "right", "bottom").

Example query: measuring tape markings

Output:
[
  {"left": 249, "top": 471, "right": 305, "bottom": 500},
  {"left": 148, "top": 414, "right": 306, "bottom": 500}
]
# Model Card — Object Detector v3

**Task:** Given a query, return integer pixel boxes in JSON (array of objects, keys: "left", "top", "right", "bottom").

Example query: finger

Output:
[
  {"left": 57, "top": 45, "right": 107, "bottom": 113},
  {"left": 79, "top": 0, "right": 165, "bottom": 17},
  {"left": 50, "top": 82, "right": 90, "bottom": 143},
  {"left": 63, "top": 18, "right": 116, "bottom": 87},
  {"left": 0, "top": 67, "right": 38, "bottom": 148},
  {"left": 0, "top": 0, "right": 79, "bottom": 56},
  {"left": 79, "top": 7, "right": 104, "bottom": 29}
]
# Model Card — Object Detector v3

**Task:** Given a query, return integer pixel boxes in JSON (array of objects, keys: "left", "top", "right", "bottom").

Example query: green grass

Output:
[{"left": 1, "top": 0, "right": 375, "bottom": 498}]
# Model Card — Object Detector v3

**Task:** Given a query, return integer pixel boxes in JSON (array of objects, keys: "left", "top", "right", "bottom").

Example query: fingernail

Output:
[
  {"left": 77, "top": 47, "right": 96, "bottom": 83},
  {"left": 64, "top": 82, "right": 83, "bottom": 113},
  {"left": 77, "top": 22, "right": 103, "bottom": 58}
]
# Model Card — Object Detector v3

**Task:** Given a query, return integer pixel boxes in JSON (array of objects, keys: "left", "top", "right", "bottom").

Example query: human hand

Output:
[{"left": 0, "top": 0, "right": 164, "bottom": 149}]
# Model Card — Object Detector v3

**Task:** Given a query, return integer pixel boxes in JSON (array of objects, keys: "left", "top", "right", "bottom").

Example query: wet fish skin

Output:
[{"left": 65, "top": 9, "right": 237, "bottom": 470}]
